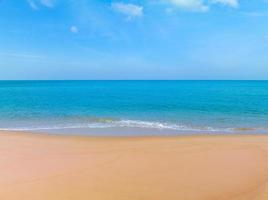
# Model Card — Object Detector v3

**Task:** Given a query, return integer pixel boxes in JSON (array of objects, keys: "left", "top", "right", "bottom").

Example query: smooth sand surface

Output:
[{"left": 0, "top": 131, "right": 268, "bottom": 200}]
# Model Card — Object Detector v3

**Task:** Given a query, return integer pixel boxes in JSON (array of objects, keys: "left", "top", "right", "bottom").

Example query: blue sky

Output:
[{"left": 0, "top": 0, "right": 268, "bottom": 80}]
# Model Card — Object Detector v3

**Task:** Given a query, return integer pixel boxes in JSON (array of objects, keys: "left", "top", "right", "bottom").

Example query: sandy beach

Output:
[{"left": 0, "top": 131, "right": 268, "bottom": 200}]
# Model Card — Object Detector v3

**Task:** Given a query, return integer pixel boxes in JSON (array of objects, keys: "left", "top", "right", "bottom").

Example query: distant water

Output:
[{"left": 0, "top": 80, "right": 268, "bottom": 136}]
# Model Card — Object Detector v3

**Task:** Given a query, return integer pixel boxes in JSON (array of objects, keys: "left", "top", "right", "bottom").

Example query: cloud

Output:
[
  {"left": 0, "top": 52, "right": 46, "bottom": 59},
  {"left": 27, "top": 0, "right": 54, "bottom": 9},
  {"left": 164, "top": 0, "right": 209, "bottom": 12},
  {"left": 211, "top": 0, "right": 239, "bottom": 8},
  {"left": 163, "top": 0, "right": 239, "bottom": 12},
  {"left": 70, "top": 26, "right": 79, "bottom": 33},
  {"left": 111, "top": 2, "right": 143, "bottom": 20}
]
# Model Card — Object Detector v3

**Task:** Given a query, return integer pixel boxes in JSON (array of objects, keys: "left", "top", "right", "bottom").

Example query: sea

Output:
[{"left": 0, "top": 80, "right": 268, "bottom": 136}]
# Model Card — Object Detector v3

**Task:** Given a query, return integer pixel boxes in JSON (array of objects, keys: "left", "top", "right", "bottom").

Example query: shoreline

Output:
[
  {"left": 2, "top": 128, "right": 268, "bottom": 138},
  {"left": 1, "top": 130, "right": 268, "bottom": 199}
]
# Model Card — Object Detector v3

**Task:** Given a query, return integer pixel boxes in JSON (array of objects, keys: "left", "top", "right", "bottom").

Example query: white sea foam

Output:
[{"left": 0, "top": 119, "right": 232, "bottom": 133}]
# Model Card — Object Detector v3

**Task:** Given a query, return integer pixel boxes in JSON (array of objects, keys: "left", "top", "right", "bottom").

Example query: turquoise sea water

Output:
[{"left": 0, "top": 80, "right": 268, "bottom": 135}]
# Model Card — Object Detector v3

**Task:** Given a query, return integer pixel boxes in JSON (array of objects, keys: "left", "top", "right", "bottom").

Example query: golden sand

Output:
[{"left": 0, "top": 131, "right": 268, "bottom": 200}]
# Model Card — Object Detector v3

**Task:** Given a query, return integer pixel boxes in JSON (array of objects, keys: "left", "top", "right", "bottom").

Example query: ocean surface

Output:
[{"left": 0, "top": 80, "right": 268, "bottom": 136}]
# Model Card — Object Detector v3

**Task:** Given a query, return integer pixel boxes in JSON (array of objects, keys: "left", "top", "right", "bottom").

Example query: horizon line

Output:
[{"left": 0, "top": 79, "right": 268, "bottom": 81}]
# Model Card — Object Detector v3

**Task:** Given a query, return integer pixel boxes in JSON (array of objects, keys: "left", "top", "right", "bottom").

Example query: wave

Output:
[{"left": 0, "top": 119, "right": 252, "bottom": 133}]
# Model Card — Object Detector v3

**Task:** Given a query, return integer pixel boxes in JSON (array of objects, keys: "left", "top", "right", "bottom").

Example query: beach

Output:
[
  {"left": 0, "top": 131, "right": 268, "bottom": 200},
  {"left": 2, "top": 0, "right": 268, "bottom": 198}
]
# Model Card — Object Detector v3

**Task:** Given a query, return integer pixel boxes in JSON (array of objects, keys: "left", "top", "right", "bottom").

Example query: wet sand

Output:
[{"left": 0, "top": 131, "right": 268, "bottom": 200}]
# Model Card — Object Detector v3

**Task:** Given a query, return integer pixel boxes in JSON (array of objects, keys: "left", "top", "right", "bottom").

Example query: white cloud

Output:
[
  {"left": 211, "top": 0, "right": 239, "bottom": 8},
  {"left": 70, "top": 26, "right": 79, "bottom": 34},
  {"left": 111, "top": 2, "right": 143, "bottom": 20},
  {"left": 163, "top": 0, "right": 239, "bottom": 12},
  {"left": 0, "top": 52, "right": 45, "bottom": 59},
  {"left": 164, "top": 0, "right": 209, "bottom": 12},
  {"left": 27, "top": 0, "right": 54, "bottom": 9}
]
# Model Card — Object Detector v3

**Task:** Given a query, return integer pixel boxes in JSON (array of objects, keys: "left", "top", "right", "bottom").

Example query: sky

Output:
[{"left": 0, "top": 0, "right": 268, "bottom": 80}]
